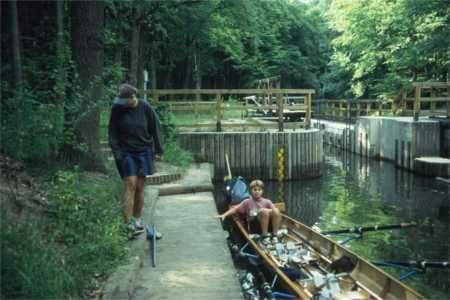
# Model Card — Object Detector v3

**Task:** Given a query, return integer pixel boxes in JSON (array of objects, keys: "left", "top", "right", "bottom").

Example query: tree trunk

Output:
[
  {"left": 137, "top": 30, "right": 145, "bottom": 91},
  {"left": 55, "top": 0, "right": 66, "bottom": 104},
  {"left": 165, "top": 69, "right": 171, "bottom": 89},
  {"left": 10, "top": 0, "right": 23, "bottom": 87},
  {"left": 193, "top": 44, "right": 202, "bottom": 101},
  {"left": 114, "top": 27, "right": 123, "bottom": 80},
  {"left": 182, "top": 44, "right": 192, "bottom": 100},
  {"left": 183, "top": 40, "right": 193, "bottom": 91},
  {"left": 70, "top": 0, "right": 104, "bottom": 169},
  {"left": 129, "top": 18, "right": 141, "bottom": 86},
  {"left": 150, "top": 46, "right": 157, "bottom": 91},
  {"left": 9, "top": 0, "right": 24, "bottom": 158},
  {"left": 183, "top": 55, "right": 192, "bottom": 90}
]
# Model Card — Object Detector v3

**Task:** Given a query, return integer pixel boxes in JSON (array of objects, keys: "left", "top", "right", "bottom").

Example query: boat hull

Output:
[{"left": 232, "top": 213, "right": 424, "bottom": 300}]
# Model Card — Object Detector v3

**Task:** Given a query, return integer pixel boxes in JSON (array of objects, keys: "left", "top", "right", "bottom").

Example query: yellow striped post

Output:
[{"left": 277, "top": 147, "right": 285, "bottom": 203}]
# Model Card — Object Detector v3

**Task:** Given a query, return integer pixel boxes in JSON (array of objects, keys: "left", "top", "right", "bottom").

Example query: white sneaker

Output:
[
  {"left": 249, "top": 233, "right": 261, "bottom": 240},
  {"left": 125, "top": 223, "right": 144, "bottom": 238},
  {"left": 277, "top": 228, "right": 288, "bottom": 236},
  {"left": 134, "top": 218, "right": 145, "bottom": 230}
]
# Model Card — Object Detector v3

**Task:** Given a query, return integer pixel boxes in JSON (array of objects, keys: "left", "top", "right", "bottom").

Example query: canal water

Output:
[{"left": 215, "top": 146, "right": 449, "bottom": 299}]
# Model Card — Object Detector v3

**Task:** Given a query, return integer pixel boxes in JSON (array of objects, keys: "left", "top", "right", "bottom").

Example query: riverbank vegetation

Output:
[{"left": 1, "top": 0, "right": 448, "bottom": 298}]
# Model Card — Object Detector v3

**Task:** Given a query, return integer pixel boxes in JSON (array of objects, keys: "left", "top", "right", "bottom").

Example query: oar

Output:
[
  {"left": 321, "top": 223, "right": 416, "bottom": 235},
  {"left": 224, "top": 153, "right": 232, "bottom": 181},
  {"left": 373, "top": 260, "right": 450, "bottom": 270}
]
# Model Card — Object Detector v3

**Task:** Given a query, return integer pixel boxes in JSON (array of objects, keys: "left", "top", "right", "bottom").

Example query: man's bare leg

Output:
[
  {"left": 123, "top": 176, "right": 137, "bottom": 224},
  {"left": 133, "top": 176, "right": 145, "bottom": 218}
]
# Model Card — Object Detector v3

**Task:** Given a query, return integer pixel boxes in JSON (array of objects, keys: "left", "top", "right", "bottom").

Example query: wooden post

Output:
[
  {"left": 193, "top": 102, "right": 198, "bottom": 120},
  {"left": 277, "top": 81, "right": 284, "bottom": 132},
  {"left": 366, "top": 102, "right": 371, "bottom": 115},
  {"left": 378, "top": 101, "right": 383, "bottom": 116},
  {"left": 306, "top": 93, "right": 312, "bottom": 128},
  {"left": 391, "top": 99, "right": 397, "bottom": 115},
  {"left": 430, "top": 89, "right": 436, "bottom": 114},
  {"left": 414, "top": 86, "right": 421, "bottom": 121},
  {"left": 216, "top": 93, "right": 222, "bottom": 132},
  {"left": 356, "top": 101, "right": 361, "bottom": 118},
  {"left": 151, "top": 89, "right": 159, "bottom": 102},
  {"left": 400, "top": 88, "right": 406, "bottom": 113},
  {"left": 346, "top": 100, "right": 351, "bottom": 121}
]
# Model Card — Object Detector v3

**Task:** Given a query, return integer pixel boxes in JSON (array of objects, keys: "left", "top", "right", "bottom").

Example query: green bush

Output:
[
  {"left": 163, "top": 140, "right": 194, "bottom": 169},
  {"left": 47, "top": 169, "right": 127, "bottom": 282},
  {"left": 0, "top": 167, "right": 128, "bottom": 299},
  {"left": 0, "top": 85, "right": 65, "bottom": 161}
]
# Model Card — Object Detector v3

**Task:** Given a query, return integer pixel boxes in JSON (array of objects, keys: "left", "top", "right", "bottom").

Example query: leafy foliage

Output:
[
  {"left": 328, "top": 0, "right": 449, "bottom": 98},
  {"left": 48, "top": 169, "right": 127, "bottom": 275},
  {"left": 153, "top": 102, "right": 194, "bottom": 168}
]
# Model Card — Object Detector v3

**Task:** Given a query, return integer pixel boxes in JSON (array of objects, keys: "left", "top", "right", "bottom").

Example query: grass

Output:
[
  {"left": 167, "top": 101, "right": 248, "bottom": 125},
  {"left": 170, "top": 109, "right": 245, "bottom": 125},
  {"left": 1, "top": 163, "right": 128, "bottom": 299},
  {"left": 1, "top": 215, "right": 74, "bottom": 299}
]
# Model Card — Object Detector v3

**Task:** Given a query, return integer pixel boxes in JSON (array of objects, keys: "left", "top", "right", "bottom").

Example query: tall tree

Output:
[
  {"left": 71, "top": 0, "right": 104, "bottom": 160},
  {"left": 10, "top": 0, "right": 23, "bottom": 87},
  {"left": 55, "top": 0, "right": 66, "bottom": 104},
  {"left": 129, "top": 8, "right": 141, "bottom": 86}
]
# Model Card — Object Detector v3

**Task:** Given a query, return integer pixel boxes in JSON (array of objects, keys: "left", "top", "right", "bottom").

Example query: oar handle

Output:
[
  {"left": 322, "top": 223, "right": 416, "bottom": 235},
  {"left": 379, "top": 260, "right": 449, "bottom": 269},
  {"left": 225, "top": 153, "right": 232, "bottom": 179}
]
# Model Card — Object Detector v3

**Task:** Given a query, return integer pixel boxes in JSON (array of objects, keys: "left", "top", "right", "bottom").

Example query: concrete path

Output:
[
  {"left": 102, "top": 164, "right": 242, "bottom": 300},
  {"left": 138, "top": 191, "right": 242, "bottom": 299}
]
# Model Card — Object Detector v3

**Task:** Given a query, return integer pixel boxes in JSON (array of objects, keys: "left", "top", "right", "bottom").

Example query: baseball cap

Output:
[
  {"left": 113, "top": 83, "right": 137, "bottom": 106},
  {"left": 113, "top": 97, "right": 130, "bottom": 105}
]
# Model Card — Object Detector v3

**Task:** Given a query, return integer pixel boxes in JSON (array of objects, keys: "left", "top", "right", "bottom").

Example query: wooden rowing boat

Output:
[{"left": 232, "top": 203, "right": 424, "bottom": 300}]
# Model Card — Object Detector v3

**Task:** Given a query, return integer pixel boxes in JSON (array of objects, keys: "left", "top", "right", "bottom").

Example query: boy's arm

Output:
[{"left": 216, "top": 203, "right": 243, "bottom": 221}]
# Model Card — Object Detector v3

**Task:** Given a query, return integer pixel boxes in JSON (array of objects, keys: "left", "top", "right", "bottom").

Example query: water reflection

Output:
[
  {"left": 215, "top": 146, "right": 449, "bottom": 298},
  {"left": 267, "top": 146, "right": 449, "bottom": 299}
]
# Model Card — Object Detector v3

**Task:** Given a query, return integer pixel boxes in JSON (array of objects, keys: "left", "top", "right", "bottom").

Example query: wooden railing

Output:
[
  {"left": 313, "top": 82, "right": 450, "bottom": 122},
  {"left": 410, "top": 82, "right": 450, "bottom": 121},
  {"left": 147, "top": 89, "right": 314, "bottom": 131}
]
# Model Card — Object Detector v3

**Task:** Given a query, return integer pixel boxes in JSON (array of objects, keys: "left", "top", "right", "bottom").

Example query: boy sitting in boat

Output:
[{"left": 216, "top": 179, "right": 282, "bottom": 245}]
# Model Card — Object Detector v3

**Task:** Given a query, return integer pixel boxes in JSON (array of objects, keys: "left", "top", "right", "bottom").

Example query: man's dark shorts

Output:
[{"left": 115, "top": 148, "right": 155, "bottom": 178}]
